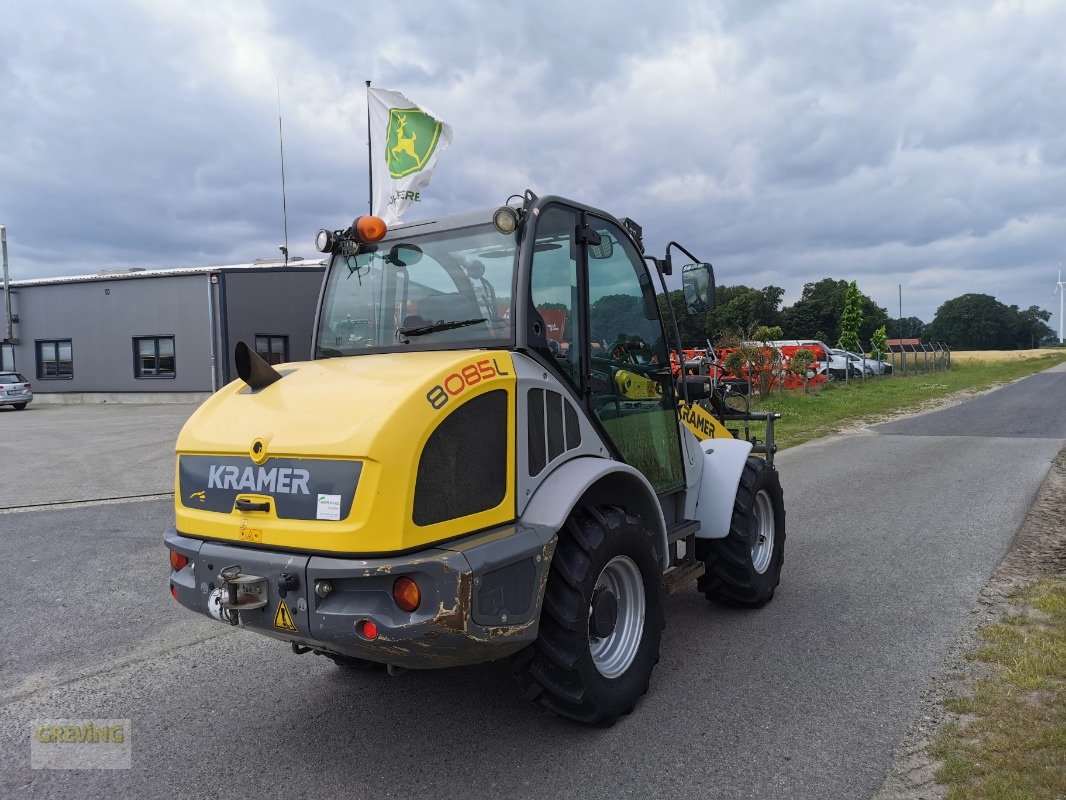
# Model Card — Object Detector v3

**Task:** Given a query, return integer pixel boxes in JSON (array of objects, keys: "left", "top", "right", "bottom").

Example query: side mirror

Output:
[
  {"left": 388, "top": 243, "right": 423, "bottom": 267},
  {"left": 682, "top": 262, "right": 715, "bottom": 314}
]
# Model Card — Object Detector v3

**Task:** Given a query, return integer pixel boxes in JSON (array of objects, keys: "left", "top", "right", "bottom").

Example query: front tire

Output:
[
  {"left": 512, "top": 505, "right": 664, "bottom": 726},
  {"left": 696, "top": 457, "right": 785, "bottom": 607}
]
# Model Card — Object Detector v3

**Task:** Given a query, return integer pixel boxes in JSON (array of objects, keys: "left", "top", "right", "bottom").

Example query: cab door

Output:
[
  {"left": 581, "top": 215, "right": 685, "bottom": 494},
  {"left": 527, "top": 204, "right": 686, "bottom": 494}
]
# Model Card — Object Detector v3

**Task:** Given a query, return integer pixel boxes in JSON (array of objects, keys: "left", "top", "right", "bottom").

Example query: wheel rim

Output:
[
  {"left": 751, "top": 489, "right": 775, "bottom": 574},
  {"left": 588, "top": 555, "right": 645, "bottom": 679}
]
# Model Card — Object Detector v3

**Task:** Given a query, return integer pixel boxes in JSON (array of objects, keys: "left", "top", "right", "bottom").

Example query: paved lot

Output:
[
  {"left": 0, "top": 404, "right": 198, "bottom": 508},
  {"left": 1, "top": 368, "right": 1063, "bottom": 799}
]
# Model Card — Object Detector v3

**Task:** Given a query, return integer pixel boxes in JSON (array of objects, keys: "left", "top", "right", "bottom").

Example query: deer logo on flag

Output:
[{"left": 386, "top": 108, "right": 442, "bottom": 179}]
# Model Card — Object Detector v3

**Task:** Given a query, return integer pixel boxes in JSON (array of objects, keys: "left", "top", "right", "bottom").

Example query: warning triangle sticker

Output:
[{"left": 273, "top": 600, "right": 299, "bottom": 633}]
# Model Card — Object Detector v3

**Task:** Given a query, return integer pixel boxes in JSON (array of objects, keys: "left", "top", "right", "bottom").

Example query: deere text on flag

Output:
[{"left": 368, "top": 88, "right": 452, "bottom": 226}]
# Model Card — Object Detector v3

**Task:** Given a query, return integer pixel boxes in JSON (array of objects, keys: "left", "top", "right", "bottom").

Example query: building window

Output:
[
  {"left": 255, "top": 335, "right": 289, "bottom": 366},
  {"left": 1, "top": 344, "right": 13, "bottom": 372},
  {"left": 134, "top": 336, "right": 176, "bottom": 378},
  {"left": 36, "top": 339, "right": 73, "bottom": 379}
]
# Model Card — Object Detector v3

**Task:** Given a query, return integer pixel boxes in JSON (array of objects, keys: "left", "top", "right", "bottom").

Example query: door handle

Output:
[{"left": 235, "top": 499, "right": 271, "bottom": 512}]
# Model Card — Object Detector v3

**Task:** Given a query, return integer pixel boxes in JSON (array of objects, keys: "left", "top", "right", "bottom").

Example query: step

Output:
[
  {"left": 666, "top": 518, "right": 701, "bottom": 544},
  {"left": 662, "top": 559, "right": 706, "bottom": 594}
]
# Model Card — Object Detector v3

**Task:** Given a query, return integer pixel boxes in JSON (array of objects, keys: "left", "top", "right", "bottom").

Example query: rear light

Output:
[
  {"left": 24, "top": 384, "right": 30, "bottom": 389},
  {"left": 170, "top": 583, "right": 178, "bottom": 600},
  {"left": 169, "top": 550, "right": 189, "bottom": 571},
  {"left": 360, "top": 619, "right": 378, "bottom": 640},
  {"left": 392, "top": 576, "right": 421, "bottom": 612}
]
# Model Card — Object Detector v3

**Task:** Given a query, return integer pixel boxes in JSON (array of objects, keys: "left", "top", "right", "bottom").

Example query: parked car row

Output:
[
  {"left": 769, "top": 340, "right": 892, "bottom": 380},
  {"left": 0, "top": 372, "right": 33, "bottom": 410}
]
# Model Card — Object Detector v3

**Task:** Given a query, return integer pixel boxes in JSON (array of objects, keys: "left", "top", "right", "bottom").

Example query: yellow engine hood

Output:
[{"left": 175, "top": 350, "right": 516, "bottom": 554}]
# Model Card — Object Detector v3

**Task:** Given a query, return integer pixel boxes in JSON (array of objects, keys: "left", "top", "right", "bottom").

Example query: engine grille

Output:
[{"left": 413, "top": 390, "right": 508, "bottom": 526}]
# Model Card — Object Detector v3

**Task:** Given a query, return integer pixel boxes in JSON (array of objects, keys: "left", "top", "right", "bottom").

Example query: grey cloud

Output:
[{"left": 1, "top": 0, "right": 1064, "bottom": 326}]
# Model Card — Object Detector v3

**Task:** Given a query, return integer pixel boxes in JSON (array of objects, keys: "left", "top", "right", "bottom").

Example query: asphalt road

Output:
[
  {"left": 1, "top": 365, "right": 1063, "bottom": 799},
  {"left": 0, "top": 404, "right": 198, "bottom": 509}
]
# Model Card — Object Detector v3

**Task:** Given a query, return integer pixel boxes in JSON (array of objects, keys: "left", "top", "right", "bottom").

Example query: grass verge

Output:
[
  {"left": 746, "top": 351, "right": 1066, "bottom": 450},
  {"left": 929, "top": 577, "right": 1066, "bottom": 800}
]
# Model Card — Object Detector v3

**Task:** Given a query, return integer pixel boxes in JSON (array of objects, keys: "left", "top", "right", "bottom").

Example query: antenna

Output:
[{"left": 277, "top": 78, "right": 289, "bottom": 266}]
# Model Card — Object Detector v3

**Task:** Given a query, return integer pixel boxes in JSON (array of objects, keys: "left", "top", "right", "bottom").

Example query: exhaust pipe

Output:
[{"left": 234, "top": 340, "right": 284, "bottom": 391}]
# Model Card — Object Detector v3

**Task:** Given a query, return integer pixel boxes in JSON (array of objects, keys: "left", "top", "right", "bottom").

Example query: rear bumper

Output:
[
  {"left": 3, "top": 392, "right": 31, "bottom": 404},
  {"left": 166, "top": 524, "right": 556, "bottom": 668}
]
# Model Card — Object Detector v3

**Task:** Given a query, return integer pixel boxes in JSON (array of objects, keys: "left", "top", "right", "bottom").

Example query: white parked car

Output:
[
  {"left": 827, "top": 348, "right": 872, "bottom": 379},
  {"left": 844, "top": 351, "right": 893, "bottom": 375},
  {"left": 0, "top": 371, "right": 32, "bottom": 410}
]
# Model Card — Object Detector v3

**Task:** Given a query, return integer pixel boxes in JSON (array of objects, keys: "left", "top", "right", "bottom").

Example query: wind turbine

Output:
[{"left": 1056, "top": 265, "right": 1065, "bottom": 344}]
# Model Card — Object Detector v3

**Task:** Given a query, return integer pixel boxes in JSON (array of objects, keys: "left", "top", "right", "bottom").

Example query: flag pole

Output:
[{"left": 365, "top": 80, "right": 373, "bottom": 214}]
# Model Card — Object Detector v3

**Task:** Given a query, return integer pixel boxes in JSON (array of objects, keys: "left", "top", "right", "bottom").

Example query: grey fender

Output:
[
  {"left": 692, "top": 438, "right": 754, "bottom": 539},
  {"left": 519, "top": 456, "right": 670, "bottom": 571}
]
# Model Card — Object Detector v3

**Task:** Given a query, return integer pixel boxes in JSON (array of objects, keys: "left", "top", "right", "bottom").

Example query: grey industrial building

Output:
[{"left": 1, "top": 259, "right": 326, "bottom": 400}]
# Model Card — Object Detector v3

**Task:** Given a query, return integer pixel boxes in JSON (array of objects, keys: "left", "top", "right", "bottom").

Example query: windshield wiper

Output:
[{"left": 396, "top": 318, "right": 486, "bottom": 343}]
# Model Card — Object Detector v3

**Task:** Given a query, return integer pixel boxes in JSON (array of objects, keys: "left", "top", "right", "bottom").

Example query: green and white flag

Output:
[{"left": 368, "top": 87, "right": 452, "bottom": 226}]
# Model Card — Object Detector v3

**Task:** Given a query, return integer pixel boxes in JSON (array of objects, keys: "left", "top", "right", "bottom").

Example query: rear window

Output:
[{"left": 0, "top": 373, "right": 27, "bottom": 383}]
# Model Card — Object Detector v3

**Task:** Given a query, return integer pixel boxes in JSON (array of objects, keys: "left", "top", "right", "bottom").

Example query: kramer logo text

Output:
[{"left": 207, "top": 465, "right": 310, "bottom": 495}]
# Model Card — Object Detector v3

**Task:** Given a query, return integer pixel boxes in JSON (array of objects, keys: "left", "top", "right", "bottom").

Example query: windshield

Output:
[{"left": 315, "top": 222, "right": 515, "bottom": 356}]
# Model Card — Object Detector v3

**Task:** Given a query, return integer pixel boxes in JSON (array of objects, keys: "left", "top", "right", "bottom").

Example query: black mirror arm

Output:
[{"left": 665, "top": 241, "right": 702, "bottom": 265}]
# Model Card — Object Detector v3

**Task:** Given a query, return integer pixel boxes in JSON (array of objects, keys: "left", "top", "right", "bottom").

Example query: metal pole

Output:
[
  {"left": 1, "top": 225, "right": 11, "bottom": 342},
  {"left": 206, "top": 274, "right": 219, "bottom": 392},
  {"left": 276, "top": 79, "right": 289, "bottom": 265},
  {"left": 366, "top": 80, "right": 374, "bottom": 215},
  {"left": 1057, "top": 266, "right": 1064, "bottom": 344},
  {"left": 898, "top": 283, "right": 903, "bottom": 373}
]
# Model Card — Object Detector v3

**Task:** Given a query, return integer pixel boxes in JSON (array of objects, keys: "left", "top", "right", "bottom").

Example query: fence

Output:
[
  {"left": 883, "top": 341, "right": 952, "bottom": 375},
  {"left": 826, "top": 341, "right": 952, "bottom": 387}
]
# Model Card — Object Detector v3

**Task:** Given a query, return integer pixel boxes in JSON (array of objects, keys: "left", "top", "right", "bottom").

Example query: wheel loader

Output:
[{"left": 166, "top": 191, "right": 786, "bottom": 726}]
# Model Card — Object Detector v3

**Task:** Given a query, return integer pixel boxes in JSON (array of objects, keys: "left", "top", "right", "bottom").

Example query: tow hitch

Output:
[{"left": 217, "top": 564, "right": 268, "bottom": 625}]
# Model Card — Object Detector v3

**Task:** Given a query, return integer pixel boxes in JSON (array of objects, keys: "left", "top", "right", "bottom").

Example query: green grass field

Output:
[
  {"left": 931, "top": 577, "right": 1066, "bottom": 800},
  {"left": 746, "top": 351, "right": 1066, "bottom": 450}
]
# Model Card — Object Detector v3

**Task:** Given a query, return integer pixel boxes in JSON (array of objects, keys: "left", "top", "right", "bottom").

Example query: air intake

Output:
[{"left": 527, "top": 388, "right": 582, "bottom": 476}]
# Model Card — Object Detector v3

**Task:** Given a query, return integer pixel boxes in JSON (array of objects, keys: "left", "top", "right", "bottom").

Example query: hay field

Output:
[{"left": 951, "top": 349, "right": 1063, "bottom": 364}]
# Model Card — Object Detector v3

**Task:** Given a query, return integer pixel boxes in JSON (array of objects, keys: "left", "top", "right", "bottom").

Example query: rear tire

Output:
[
  {"left": 696, "top": 457, "right": 785, "bottom": 608},
  {"left": 13, "top": 403, "right": 27, "bottom": 410},
  {"left": 512, "top": 505, "right": 664, "bottom": 727}
]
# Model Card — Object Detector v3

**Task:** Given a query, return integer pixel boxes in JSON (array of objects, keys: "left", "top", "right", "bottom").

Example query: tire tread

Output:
[{"left": 512, "top": 505, "right": 664, "bottom": 726}]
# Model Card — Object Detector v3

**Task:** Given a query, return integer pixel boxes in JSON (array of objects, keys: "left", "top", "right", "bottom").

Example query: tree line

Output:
[{"left": 660, "top": 278, "right": 1056, "bottom": 350}]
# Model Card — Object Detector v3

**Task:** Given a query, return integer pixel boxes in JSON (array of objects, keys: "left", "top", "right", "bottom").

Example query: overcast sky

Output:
[{"left": 2, "top": 0, "right": 1064, "bottom": 324}]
